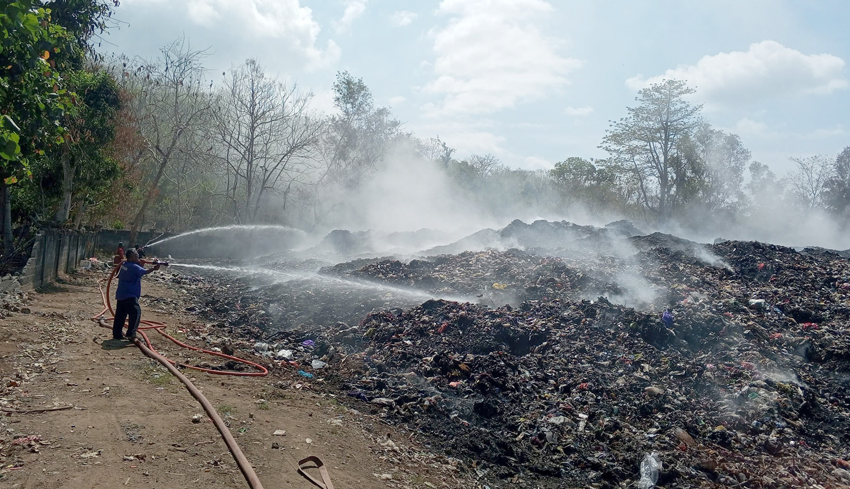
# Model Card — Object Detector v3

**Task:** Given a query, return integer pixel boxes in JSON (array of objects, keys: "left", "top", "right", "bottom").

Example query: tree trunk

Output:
[
  {"left": 1, "top": 182, "right": 12, "bottom": 255},
  {"left": 130, "top": 157, "right": 169, "bottom": 246},
  {"left": 73, "top": 200, "right": 86, "bottom": 229},
  {"left": 55, "top": 148, "right": 74, "bottom": 223}
]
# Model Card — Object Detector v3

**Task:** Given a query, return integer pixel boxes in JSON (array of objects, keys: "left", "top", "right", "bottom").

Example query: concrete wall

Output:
[{"left": 19, "top": 230, "right": 98, "bottom": 290}]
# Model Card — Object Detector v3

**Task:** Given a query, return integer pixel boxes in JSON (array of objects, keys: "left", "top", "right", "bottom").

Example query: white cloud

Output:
[
  {"left": 413, "top": 119, "right": 506, "bottom": 156},
  {"left": 423, "top": 0, "right": 583, "bottom": 117},
  {"left": 152, "top": 0, "right": 339, "bottom": 70},
  {"left": 187, "top": 1, "right": 220, "bottom": 25},
  {"left": 389, "top": 95, "right": 406, "bottom": 105},
  {"left": 447, "top": 130, "right": 506, "bottom": 155},
  {"left": 390, "top": 10, "right": 417, "bottom": 26},
  {"left": 523, "top": 156, "right": 553, "bottom": 170},
  {"left": 564, "top": 105, "right": 593, "bottom": 116},
  {"left": 309, "top": 88, "right": 338, "bottom": 115},
  {"left": 733, "top": 117, "right": 848, "bottom": 141},
  {"left": 334, "top": 0, "right": 367, "bottom": 34},
  {"left": 734, "top": 117, "right": 774, "bottom": 138},
  {"left": 626, "top": 40, "right": 848, "bottom": 105}
]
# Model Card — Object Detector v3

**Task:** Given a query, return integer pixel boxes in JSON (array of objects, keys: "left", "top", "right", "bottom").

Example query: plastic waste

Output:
[
  {"left": 638, "top": 452, "right": 661, "bottom": 489},
  {"left": 297, "top": 370, "right": 313, "bottom": 379},
  {"left": 301, "top": 339, "right": 315, "bottom": 348},
  {"left": 311, "top": 359, "right": 327, "bottom": 369},
  {"left": 661, "top": 310, "right": 674, "bottom": 328},
  {"left": 276, "top": 349, "right": 293, "bottom": 360}
]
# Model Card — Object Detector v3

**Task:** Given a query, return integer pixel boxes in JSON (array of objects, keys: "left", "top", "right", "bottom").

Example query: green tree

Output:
[
  {"left": 321, "top": 70, "right": 401, "bottom": 188},
  {"left": 51, "top": 69, "right": 121, "bottom": 223},
  {"left": 675, "top": 123, "right": 749, "bottom": 216},
  {"left": 550, "top": 157, "right": 624, "bottom": 213},
  {"left": 600, "top": 79, "right": 703, "bottom": 222},
  {"left": 0, "top": 1, "right": 70, "bottom": 253},
  {"left": 308, "top": 71, "right": 401, "bottom": 227},
  {"left": 824, "top": 146, "right": 850, "bottom": 223},
  {"left": 0, "top": 0, "right": 117, "bottom": 252},
  {"left": 746, "top": 161, "right": 785, "bottom": 214}
]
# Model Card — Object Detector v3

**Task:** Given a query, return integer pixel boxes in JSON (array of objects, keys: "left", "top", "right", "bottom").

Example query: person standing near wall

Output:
[
  {"left": 113, "top": 242, "right": 125, "bottom": 266},
  {"left": 112, "top": 249, "right": 160, "bottom": 340}
]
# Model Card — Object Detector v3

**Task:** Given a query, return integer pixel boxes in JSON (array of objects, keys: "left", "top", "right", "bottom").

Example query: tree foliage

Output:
[
  {"left": 823, "top": 146, "right": 850, "bottom": 222},
  {"left": 0, "top": 0, "right": 118, "bottom": 253},
  {"left": 600, "top": 79, "right": 703, "bottom": 222},
  {"left": 321, "top": 70, "right": 402, "bottom": 188}
]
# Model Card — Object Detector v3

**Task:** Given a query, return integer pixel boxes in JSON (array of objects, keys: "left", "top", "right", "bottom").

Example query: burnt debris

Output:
[{"left": 164, "top": 221, "right": 850, "bottom": 488}]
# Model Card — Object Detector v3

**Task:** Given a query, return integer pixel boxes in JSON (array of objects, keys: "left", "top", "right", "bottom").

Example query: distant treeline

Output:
[{"left": 2, "top": 1, "right": 848, "bottom": 255}]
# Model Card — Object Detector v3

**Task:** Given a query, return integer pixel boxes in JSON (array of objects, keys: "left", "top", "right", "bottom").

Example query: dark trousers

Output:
[{"left": 113, "top": 297, "right": 141, "bottom": 339}]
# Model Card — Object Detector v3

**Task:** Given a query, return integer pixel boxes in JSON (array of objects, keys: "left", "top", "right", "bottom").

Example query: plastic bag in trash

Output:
[{"left": 638, "top": 452, "right": 661, "bottom": 489}]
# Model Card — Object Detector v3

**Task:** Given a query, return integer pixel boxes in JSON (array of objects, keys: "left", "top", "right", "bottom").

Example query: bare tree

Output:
[
  {"left": 160, "top": 117, "right": 220, "bottom": 230},
  {"left": 212, "top": 59, "right": 322, "bottom": 223},
  {"left": 789, "top": 155, "right": 835, "bottom": 210},
  {"left": 115, "top": 39, "right": 211, "bottom": 243},
  {"left": 467, "top": 153, "right": 501, "bottom": 177}
]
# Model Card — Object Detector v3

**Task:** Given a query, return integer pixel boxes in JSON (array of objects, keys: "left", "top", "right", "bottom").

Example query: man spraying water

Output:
[{"left": 113, "top": 249, "right": 161, "bottom": 341}]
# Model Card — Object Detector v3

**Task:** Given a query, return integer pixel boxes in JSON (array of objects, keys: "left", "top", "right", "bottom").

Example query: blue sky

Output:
[{"left": 101, "top": 0, "right": 850, "bottom": 175}]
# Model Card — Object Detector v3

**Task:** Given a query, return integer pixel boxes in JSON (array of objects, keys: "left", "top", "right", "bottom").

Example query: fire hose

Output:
[{"left": 90, "top": 260, "right": 335, "bottom": 489}]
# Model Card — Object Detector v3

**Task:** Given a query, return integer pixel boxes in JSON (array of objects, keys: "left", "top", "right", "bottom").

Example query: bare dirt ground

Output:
[{"left": 0, "top": 269, "right": 474, "bottom": 489}]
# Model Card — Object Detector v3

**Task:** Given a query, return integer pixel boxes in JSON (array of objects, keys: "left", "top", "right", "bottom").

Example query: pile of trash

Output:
[
  {"left": 323, "top": 248, "right": 663, "bottom": 311},
  {"left": 179, "top": 266, "right": 431, "bottom": 332},
  {"left": 170, "top": 229, "right": 850, "bottom": 487}
]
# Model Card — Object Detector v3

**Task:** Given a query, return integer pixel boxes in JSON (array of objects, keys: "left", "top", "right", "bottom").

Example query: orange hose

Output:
[
  {"left": 132, "top": 336, "right": 266, "bottom": 489},
  {"left": 91, "top": 262, "right": 268, "bottom": 376},
  {"left": 91, "top": 261, "right": 269, "bottom": 489}
]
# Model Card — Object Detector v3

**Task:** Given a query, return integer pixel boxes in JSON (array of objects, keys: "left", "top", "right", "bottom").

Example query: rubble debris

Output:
[{"left": 161, "top": 221, "right": 850, "bottom": 488}]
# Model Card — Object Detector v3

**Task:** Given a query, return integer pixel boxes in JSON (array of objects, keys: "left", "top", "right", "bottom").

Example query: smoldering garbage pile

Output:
[{"left": 166, "top": 222, "right": 850, "bottom": 488}]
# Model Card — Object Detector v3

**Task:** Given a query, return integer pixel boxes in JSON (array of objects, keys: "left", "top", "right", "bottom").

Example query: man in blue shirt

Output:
[{"left": 113, "top": 249, "right": 160, "bottom": 340}]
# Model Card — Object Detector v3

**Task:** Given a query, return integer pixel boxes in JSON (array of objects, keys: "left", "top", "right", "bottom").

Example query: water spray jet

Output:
[{"left": 146, "top": 224, "right": 307, "bottom": 248}]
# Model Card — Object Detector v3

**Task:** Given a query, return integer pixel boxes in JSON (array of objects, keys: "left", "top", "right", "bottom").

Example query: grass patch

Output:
[
  {"left": 142, "top": 364, "right": 175, "bottom": 388},
  {"left": 260, "top": 387, "right": 287, "bottom": 401},
  {"left": 150, "top": 371, "right": 174, "bottom": 387},
  {"left": 217, "top": 404, "right": 236, "bottom": 417},
  {"left": 257, "top": 402, "right": 270, "bottom": 410}
]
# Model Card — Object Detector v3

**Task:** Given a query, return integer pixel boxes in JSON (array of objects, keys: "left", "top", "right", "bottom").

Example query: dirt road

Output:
[{"left": 0, "top": 269, "right": 470, "bottom": 488}]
